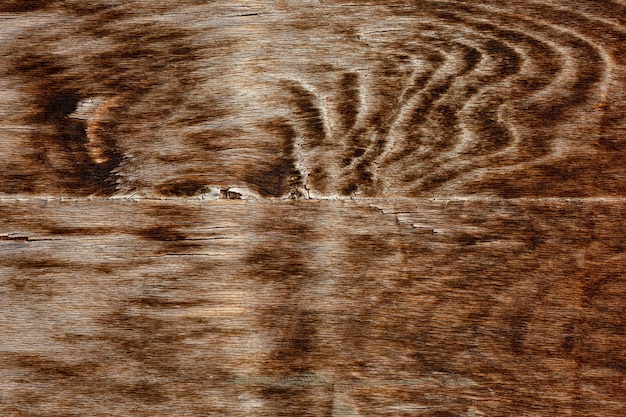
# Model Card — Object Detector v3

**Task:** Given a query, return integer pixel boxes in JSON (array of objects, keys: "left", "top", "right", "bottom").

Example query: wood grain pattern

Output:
[
  {"left": 1, "top": 199, "right": 625, "bottom": 416},
  {"left": 0, "top": 1, "right": 625, "bottom": 416},
  {"left": 0, "top": 0, "right": 625, "bottom": 198}
]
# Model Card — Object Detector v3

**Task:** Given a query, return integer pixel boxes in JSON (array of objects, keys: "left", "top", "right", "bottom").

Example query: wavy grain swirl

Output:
[{"left": 0, "top": 0, "right": 624, "bottom": 197}]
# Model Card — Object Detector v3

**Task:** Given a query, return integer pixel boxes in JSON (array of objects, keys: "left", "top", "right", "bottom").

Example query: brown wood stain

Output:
[{"left": 0, "top": 1, "right": 625, "bottom": 416}]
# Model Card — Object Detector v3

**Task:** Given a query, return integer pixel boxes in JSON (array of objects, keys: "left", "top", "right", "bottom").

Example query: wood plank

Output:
[
  {"left": 1, "top": 1, "right": 625, "bottom": 416},
  {"left": 0, "top": 0, "right": 624, "bottom": 198},
  {"left": 1, "top": 199, "right": 625, "bottom": 416}
]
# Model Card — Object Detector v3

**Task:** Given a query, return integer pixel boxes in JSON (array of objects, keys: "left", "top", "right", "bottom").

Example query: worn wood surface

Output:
[
  {"left": 1, "top": 0, "right": 626, "bottom": 198},
  {"left": 1, "top": 199, "right": 625, "bottom": 416},
  {"left": 0, "top": 1, "right": 625, "bottom": 416}
]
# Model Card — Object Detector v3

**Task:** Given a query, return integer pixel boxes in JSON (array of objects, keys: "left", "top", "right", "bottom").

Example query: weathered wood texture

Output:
[
  {"left": 1, "top": 1, "right": 625, "bottom": 416},
  {"left": 0, "top": 0, "right": 625, "bottom": 198},
  {"left": 1, "top": 199, "right": 625, "bottom": 416}
]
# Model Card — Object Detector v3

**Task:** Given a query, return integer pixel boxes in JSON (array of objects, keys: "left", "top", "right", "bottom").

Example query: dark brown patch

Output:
[
  {"left": 285, "top": 81, "right": 326, "bottom": 146},
  {"left": 140, "top": 226, "right": 188, "bottom": 242},
  {"left": 248, "top": 160, "right": 300, "bottom": 198},
  {"left": 8, "top": 258, "right": 68, "bottom": 269},
  {"left": 0, "top": 235, "right": 29, "bottom": 242},
  {"left": 157, "top": 181, "right": 209, "bottom": 197},
  {"left": 43, "top": 226, "right": 113, "bottom": 236},
  {"left": 0, "top": 1, "right": 59, "bottom": 12},
  {"left": 129, "top": 296, "right": 206, "bottom": 309},
  {"left": 219, "top": 189, "right": 241, "bottom": 199},
  {"left": 337, "top": 72, "right": 361, "bottom": 131},
  {"left": 21, "top": 80, "right": 122, "bottom": 195},
  {"left": 12, "top": 353, "right": 95, "bottom": 380}
]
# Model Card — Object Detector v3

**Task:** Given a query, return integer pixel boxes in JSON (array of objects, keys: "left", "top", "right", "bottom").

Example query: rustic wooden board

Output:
[
  {"left": 0, "top": 0, "right": 625, "bottom": 198},
  {"left": 0, "top": 1, "right": 625, "bottom": 416},
  {"left": 1, "top": 199, "right": 625, "bottom": 416}
]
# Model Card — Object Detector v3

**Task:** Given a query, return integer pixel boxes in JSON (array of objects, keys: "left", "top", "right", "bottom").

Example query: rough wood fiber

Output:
[
  {"left": 1, "top": 199, "right": 625, "bottom": 416},
  {"left": 0, "top": 1, "right": 625, "bottom": 416},
  {"left": 0, "top": 0, "right": 625, "bottom": 198}
]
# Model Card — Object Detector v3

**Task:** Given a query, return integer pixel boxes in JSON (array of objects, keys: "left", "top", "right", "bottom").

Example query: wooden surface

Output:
[{"left": 0, "top": 1, "right": 625, "bottom": 416}]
